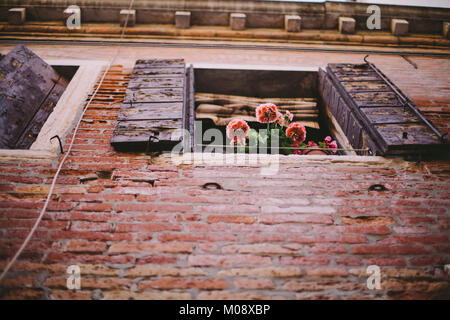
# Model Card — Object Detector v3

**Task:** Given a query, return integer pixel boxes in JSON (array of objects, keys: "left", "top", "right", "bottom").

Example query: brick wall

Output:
[{"left": 0, "top": 45, "right": 449, "bottom": 299}]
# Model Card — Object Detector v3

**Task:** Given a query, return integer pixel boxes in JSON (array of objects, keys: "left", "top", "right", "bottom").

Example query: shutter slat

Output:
[
  {"left": 117, "top": 102, "right": 183, "bottom": 121},
  {"left": 127, "top": 77, "right": 183, "bottom": 89},
  {"left": 111, "top": 59, "right": 187, "bottom": 152}
]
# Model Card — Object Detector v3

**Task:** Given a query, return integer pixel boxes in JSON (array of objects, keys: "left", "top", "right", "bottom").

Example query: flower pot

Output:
[{"left": 302, "top": 148, "right": 329, "bottom": 155}]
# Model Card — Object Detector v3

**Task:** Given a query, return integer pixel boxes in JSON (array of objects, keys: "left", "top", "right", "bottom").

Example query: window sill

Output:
[{"left": 165, "top": 152, "right": 389, "bottom": 166}]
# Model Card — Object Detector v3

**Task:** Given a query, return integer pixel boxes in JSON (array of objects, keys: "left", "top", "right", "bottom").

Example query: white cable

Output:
[{"left": 0, "top": 0, "right": 135, "bottom": 283}]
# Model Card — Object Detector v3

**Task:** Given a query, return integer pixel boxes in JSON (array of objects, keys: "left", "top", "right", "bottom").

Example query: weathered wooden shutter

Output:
[
  {"left": 111, "top": 59, "right": 192, "bottom": 152},
  {"left": 319, "top": 62, "right": 447, "bottom": 156},
  {"left": 0, "top": 44, "right": 68, "bottom": 149}
]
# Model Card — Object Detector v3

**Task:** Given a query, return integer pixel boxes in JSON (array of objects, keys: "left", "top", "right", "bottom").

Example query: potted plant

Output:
[{"left": 226, "top": 103, "right": 338, "bottom": 155}]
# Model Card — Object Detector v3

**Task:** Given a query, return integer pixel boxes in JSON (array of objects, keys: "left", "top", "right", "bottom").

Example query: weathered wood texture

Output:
[
  {"left": 320, "top": 63, "right": 446, "bottom": 156},
  {"left": 185, "top": 65, "right": 195, "bottom": 151},
  {"left": 0, "top": 44, "right": 68, "bottom": 149},
  {"left": 195, "top": 93, "right": 319, "bottom": 128},
  {"left": 111, "top": 59, "right": 186, "bottom": 152}
]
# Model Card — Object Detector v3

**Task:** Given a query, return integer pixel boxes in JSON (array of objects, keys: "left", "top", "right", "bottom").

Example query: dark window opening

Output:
[{"left": 193, "top": 66, "right": 350, "bottom": 156}]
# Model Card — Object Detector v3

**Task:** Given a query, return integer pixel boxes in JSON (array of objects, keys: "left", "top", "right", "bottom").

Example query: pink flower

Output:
[
  {"left": 286, "top": 110, "right": 294, "bottom": 121},
  {"left": 256, "top": 103, "right": 278, "bottom": 123},
  {"left": 276, "top": 111, "right": 283, "bottom": 126},
  {"left": 328, "top": 140, "right": 338, "bottom": 153},
  {"left": 277, "top": 110, "right": 294, "bottom": 127},
  {"left": 307, "top": 141, "right": 317, "bottom": 147},
  {"left": 226, "top": 119, "right": 250, "bottom": 145},
  {"left": 324, "top": 136, "right": 332, "bottom": 143},
  {"left": 286, "top": 122, "right": 306, "bottom": 143}
]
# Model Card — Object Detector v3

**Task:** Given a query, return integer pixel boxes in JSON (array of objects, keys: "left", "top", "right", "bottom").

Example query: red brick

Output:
[
  {"left": 71, "top": 221, "right": 111, "bottom": 232},
  {"left": 108, "top": 243, "right": 192, "bottom": 254},
  {"left": 335, "top": 256, "right": 363, "bottom": 266},
  {"left": 365, "top": 257, "right": 406, "bottom": 266},
  {"left": 222, "top": 244, "right": 301, "bottom": 255},
  {"left": 309, "top": 244, "right": 347, "bottom": 254},
  {"left": 116, "top": 203, "right": 192, "bottom": 213},
  {"left": 139, "top": 277, "right": 228, "bottom": 290},
  {"left": 259, "top": 214, "right": 333, "bottom": 224},
  {"left": 207, "top": 215, "right": 255, "bottom": 224},
  {"left": 176, "top": 214, "right": 202, "bottom": 221},
  {"left": 313, "top": 225, "right": 391, "bottom": 235},
  {"left": 50, "top": 231, "right": 132, "bottom": 242},
  {"left": 188, "top": 255, "right": 271, "bottom": 267},
  {"left": 115, "top": 223, "right": 182, "bottom": 233},
  {"left": 378, "top": 235, "right": 448, "bottom": 244},
  {"left": 393, "top": 226, "right": 429, "bottom": 234},
  {"left": 158, "top": 233, "right": 238, "bottom": 242},
  {"left": 280, "top": 256, "right": 330, "bottom": 266},
  {"left": 65, "top": 240, "right": 107, "bottom": 253},
  {"left": 136, "top": 255, "right": 178, "bottom": 264},
  {"left": 305, "top": 267, "right": 347, "bottom": 277},
  {"left": 198, "top": 204, "right": 259, "bottom": 214},
  {"left": 289, "top": 234, "right": 367, "bottom": 244},
  {"left": 45, "top": 252, "right": 135, "bottom": 265},
  {"left": 233, "top": 278, "right": 274, "bottom": 290},
  {"left": 352, "top": 245, "right": 430, "bottom": 255},
  {"left": 244, "top": 234, "right": 285, "bottom": 243}
]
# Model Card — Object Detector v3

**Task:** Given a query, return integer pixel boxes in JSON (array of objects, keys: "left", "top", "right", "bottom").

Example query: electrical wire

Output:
[{"left": 0, "top": 0, "right": 135, "bottom": 283}]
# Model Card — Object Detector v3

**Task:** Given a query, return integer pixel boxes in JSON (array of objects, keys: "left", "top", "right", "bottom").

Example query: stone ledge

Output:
[{"left": 1, "top": 23, "right": 449, "bottom": 48}]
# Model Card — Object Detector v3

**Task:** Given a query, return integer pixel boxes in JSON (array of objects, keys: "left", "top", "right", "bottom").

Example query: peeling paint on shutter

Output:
[
  {"left": 0, "top": 44, "right": 68, "bottom": 149},
  {"left": 320, "top": 63, "right": 448, "bottom": 156},
  {"left": 111, "top": 59, "right": 187, "bottom": 152}
]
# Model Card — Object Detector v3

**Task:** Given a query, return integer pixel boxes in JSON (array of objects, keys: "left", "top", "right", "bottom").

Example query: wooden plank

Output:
[
  {"left": 361, "top": 107, "right": 420, "bottom": 124},
  {"left": 338, "top": 75, "right": 381, "bottom": 82},
  {"left": 135, "top": 59, "right": 185, "bottom": 68},
  {"left": 351, "top": 92, "right": 402, "bottom": 107},
  {"left": 124, "top": 87, "right": 183, "bottom": 103},
  {"left": 130, "top": 68, "right": 185, "bottom": 78},
  {"left": 111, "top": 119, "right": 182, "bottom": 152},
  {"left": 342, "top": 81, "right": 389, "bottom": 92},
  {"left": 346, "top": 112, "right": 363, "bottom": 149},
  {"left": 127, "top": 77, "right": 183, "bottom": 89},
  {"left": 117, "top": 102, "right": 183, "bottom": 121},
  {"left": 375, "top": 123, "right": 441, "bottom": 146},
  {"left": 185, "top": 65, "right": 195, "bottom": 151}
]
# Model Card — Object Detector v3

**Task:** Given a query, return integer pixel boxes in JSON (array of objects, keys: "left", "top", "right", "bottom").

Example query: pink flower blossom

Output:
[
  {"left": 286, "top": 110, "right": 293, "bottom": 121},
  {"left": 324, "top": 136, "right": 332, "bottom": 143},
  {"left": 327, "top": 140, "right": 338, "bottom": 153},
  {"left": 256, "top": 103, "right": 278, "bottom": 123},
  {"left": 286, "top": 122, "right": 306, "bottom": 143},
  {"left": 276, "top": 111, "right": 283, "bottom": 126},
  {"left": 226, "top": 119, "right": 250, "bottom": 145},
  {"left": 277, "top": 110, "right": 294, "bottom": 127}
]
